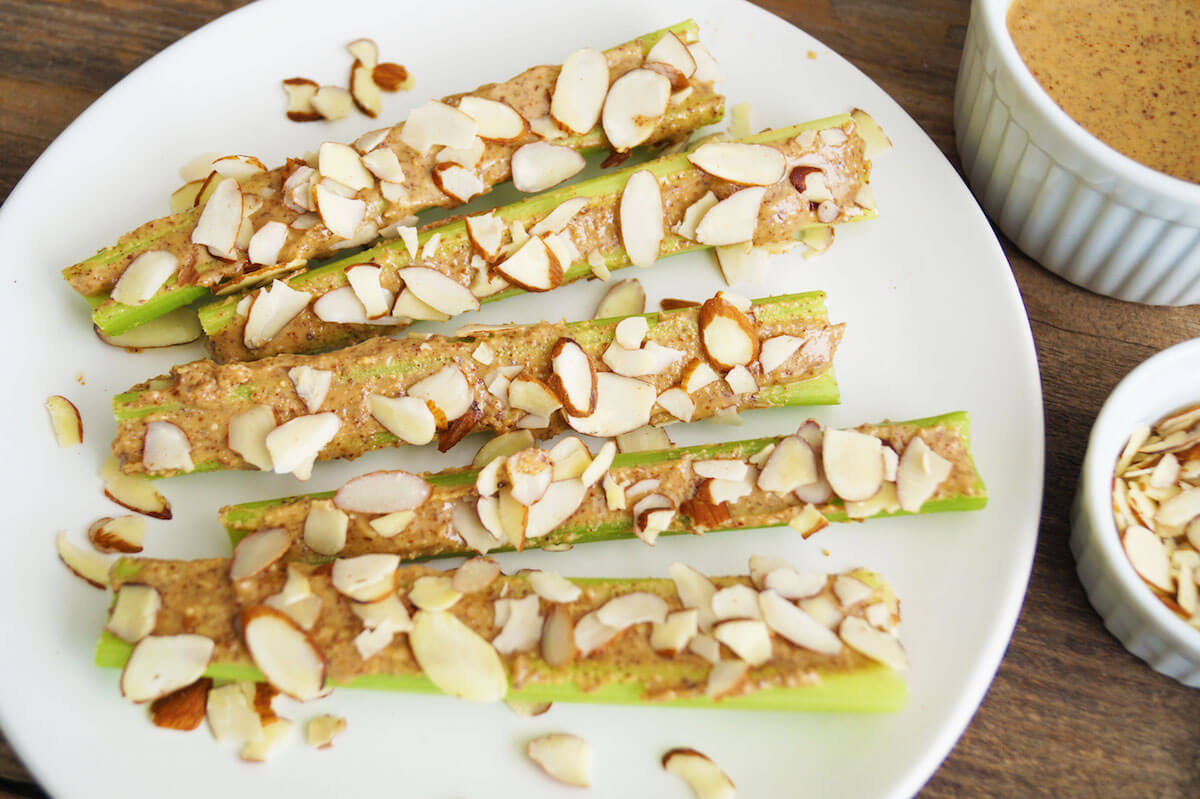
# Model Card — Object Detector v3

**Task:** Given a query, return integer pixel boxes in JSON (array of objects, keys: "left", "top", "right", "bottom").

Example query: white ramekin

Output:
[
  {"left": 954, "top": 0, "right": 1200, "bottom": 306},
  {"left": 1072, "top": 338, "right": 1200, "bottom": 687}
]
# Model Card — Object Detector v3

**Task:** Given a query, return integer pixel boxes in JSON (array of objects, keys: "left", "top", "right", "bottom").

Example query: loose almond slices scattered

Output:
[
  {"left": 822, "top": 429, "right": 884, "bottom": 502},
  {"left": 694, "top": 186, "right": 765, "bottom": 246},
  {"left": 350, "top": 59, "right": 383, "bottom": 118},
  {"left": 551, "top": 47, "right": 609, "bottom": 135},
  {"left": 698, "top": 294, "right": 759, "bottom": 370},
  {"left": 527, "top": 733, "right": 592, "bottom": 788},
  {"left": 619, "top": 170, "right": 664, "bottom": 267},
  {"left": 594, "top": 278, "right": 646, "bottom": 319},
  {"left": 602, "top": 68, "right": 671, "bottom": 151},
  {"left": 334, "top": 470, "right": 431, "bottom": 514},
  {"left": 46, "top": 395, "right": 83, "bottom": 447},
  {"left": 396, "top": 267, "right": 479, "bottom": 316},
  {"left": 495, "top": 236, "right": 562, "bottom": 292},
  {"left": 242, "top": 606, "right": 328, "bottom": 701},
  {"left": 409, "top": 609, "right": 507, "bottom": 702},
  {"left": 457, "top": 96, "right": 527, "bottom": 141},
  {"left": 662, "top": 748, "right": 736, "bottom": 799},
  {"left": 56, "top": 532, "right": 113, "bottom": 589},
  {"left": 688, "top": 142, "right": 786, "bottom": 186},
  {"left": 549, "top": 338, "right": 598, "bottom": 417},
  {"left": 282, "top": 78, "right": 321, "bottom": 122},
  {"left": 512, "top": 142, "right": 586, "bottom": 193},
  {"left": 101, "top": 456, "right": 171, "bottom": 519},
  {"left": 121, "top": 634, "right": 215, "bottom": 703}
]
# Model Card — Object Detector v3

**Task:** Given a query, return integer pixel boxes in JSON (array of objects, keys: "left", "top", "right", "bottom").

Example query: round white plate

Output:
[{"left": 0, "top": 0, "right": 1042, "bottom": 797}]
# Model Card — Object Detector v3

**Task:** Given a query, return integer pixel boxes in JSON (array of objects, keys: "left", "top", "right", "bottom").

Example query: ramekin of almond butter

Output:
[{"left": 1072, "top": 338, "right": 1200, "bottom": 687}]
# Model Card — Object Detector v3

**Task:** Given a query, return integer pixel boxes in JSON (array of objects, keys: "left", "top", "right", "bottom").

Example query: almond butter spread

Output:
[{"left": 1007, "top": 0, "right": 1200, "bottom": 183}]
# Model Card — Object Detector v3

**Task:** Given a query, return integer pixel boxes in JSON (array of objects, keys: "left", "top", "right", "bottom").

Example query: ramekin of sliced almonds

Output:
[{"left": 1073, "top": 338, "right": 1200, "bottom": 688}]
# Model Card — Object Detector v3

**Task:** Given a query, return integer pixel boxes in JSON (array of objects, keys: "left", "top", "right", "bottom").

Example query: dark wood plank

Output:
[{"left": 2, "top": 2, "right": 1199, "bottom": 798}]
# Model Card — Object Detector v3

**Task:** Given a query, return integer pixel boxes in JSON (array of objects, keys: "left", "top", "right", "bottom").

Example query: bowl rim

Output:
[
  {"left": 976, "top": 0, "right": 1200, "bottom": 205},
  {"left": 1083, "top": 337, "right": 1200, "bottom": 657}
]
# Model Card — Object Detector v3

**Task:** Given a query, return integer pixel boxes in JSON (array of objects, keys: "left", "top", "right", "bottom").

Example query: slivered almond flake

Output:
[
  {"left": 143, "top": 421, "right": 193, "bottom": 473},
  {"left": 121, "top": 634, "right": 215, "bottom": 703},
  {"left": 206, "top": 682, "right": 262, "bottom": 743},
  {"left": 550, "top": 437, "right": 592, "bottom": 481},
  {"left": 287, "top": 366, "right": 332, "bottom": 415},
  {"left": 457, "top": 96, "right": 526, "bottom": 141},
  {"left": 239, "top": 717, "right": 293, "bottom": 763},
  {"left": 409, "top": 365, "right": 473, "bottom": 422},
  {"left": 759, "top": 335, "right": 803, "bottom": 374},
  {"left": 551, "top": 47, "right": 609, "bottom": 135},
  {"left": 896, "top": 435, "right": 953, "bottom": 512},
  {"left": 681, "top": 358, "right": 720, "bottom": 395},
  {"left": 57, "top": 531, "right": 112, "bottom": 588},
  {"left": 106, "top": 583, "right": 161, "bottom": 643},
  {"left": 823, "top": 429, "right": 885, "bottom": 501},
  {"left": 596, "top": 591, "right": 669, "bottom": 629},
  {"left": 713, "top": 618, "right": 772, "bottom": 665},
  {"left": 303, "top": 500, "right": 348, "bottom": 555},
  {"left": 465, "top": 212, "right": 504, "bottom": 260},
  {"left": 242, "top": 606, "right": 326, "bottom": 701},
  {"left": 705, "top": 659, "right": 749, "bottom": 699},
  {"left": 616, "top": 425, "right": 672, "bottom": 453},
  {"left": 332, "top": 554, "right": 400, "bottom": 603},
  {"left": 265, "top": 412, "right": 339, "bottom": 480},
  {"left": 508, "top": 449, "right": 554, "bottom": 506},
  {"left": 345, "top": 264, "right": 390, "bottom": 319},
  {"left": 229, "top": 405, "right": 275, "bottom": 471},
  {"left": 370, "top": 394, "right": 437, "bottom": 445},
  {"left": 759, "top": 589, "right": 842, "bottom": 654},
  {"left": 349, "top": 59, "right": 382, "bottom": 117},
  {"left": 646, "top": 31, "right": 697, "bottom": 77},
  {"left": 111, "top": 250, "right": 178, "bottom": 306},
  {"left": 541, "top": 603, "right": 576, "bottom": 666},
  {"left": 694, "top": 186, "right": 765, "bottom": 246},
  {"left": 549, "top": 338, "right": 598, "bottom": 416},
  {"left": 757, "top": 435, "right": 818, "bottom": 493},
  {"left": 149, "top": 677, "right": 211, "bottom": 731},
  {"left": 244, "top": 280, "right": 310, "bottom": 348},
  {"left": 509, "top": 373, "right": 563, "bottom": 418},
  {"left": 318, "top": 141, "right": 374, "bottom": 192},
  {"left": 493, "top": 594, "right": 543, "bottom": 653},
  {"left": 46, "top": 395, "right": 83, "bottom": 447},
  {"left": 565, "top": 372, "right": 656, "bottom": 437},
  {"left": 455, "top": 500, "right": 504, "bottom": 554},
  {"left": 594, "top": 278, "right": 645, "bottom": 319},
  {"left": 314, "top": 180, "right": 366, "bottom": 239},
  {"left": 433, "top": 163, "right": 485, "bottom": 203},
  {"left": 361, "top": 147, "right": 405, "bottom": 183},
  {"left": 528, "top": 570, "right": 582, "bottom": 603},
  {"left": 573, "top": 610, "right": 622, "bottom": 656},
  {"left": 619, "top": 169, "right": 665, "bottom": 267},
  {"left": 397, "top": 266, "right": 479, "bottom": 316},
  {"left": 764, "top": 566, "right": 826, "bottom": 599},
  {"left": 662, "top": 748, "right": 736, "bottom": 799},
  {"left": 833, "top": 575, "right": 874, "bottom": 609},
  {"left": 580, "top": 440, "right": 616, "bottom": 487},
  {"left": 373, "top": 62, "right": 409, "bottom": 91},
  {"left": 601, "top": 68, "right": 671, "bottom": 151},
  {"left": 651, "top": 608, "right": 699, "bottom": 654},
  {"left": 698, "top": 295, "right": 758, "bottom": 370},
  {"left": 410, "top": 575, "right": 463, "bottom": 611},
  {"left": 688, "top": 142, "right": 787, "bottom": 186},
  {"left": 495, "top": 236, "right": 562, "bottom": 292},
  {"left": 401, "top": 100, "right": 478, "bottom": 154},
  {"left": 532, "top": 197, "right": 589, "bottom": 237},
  {"left": 1123, "top": 525, "right": 1173, "bottom": 591},
  {"left": 527, "top": 733, "right": 592, "bottom": 788},
  {"left": 452, "top": 557, "right": 502, "bottom": 594},
  {"left": 839, "top": 616, "right": 908, "bottom": 670},
  {"left": 247, "top": 221, "right": 288, "bottom": 267},
  {"left": 191, "top": 177, "right": 243, "bottom": 256},
  {"left": 512, "top": 142, "right": 586, "bottom": 193},
  {"left": 101, "top": 456, "right": 171, "bottom": 519},
  {"left": 410, "top": 609, "right": 507, "bottom": 702},
  {"left": 711, "top": 584, "right": 761, "bottom": 621},
  {"left": 657, "top": 387, "right": 695, "bottom": 422},
  {"left": 231, "top": 528, "right": 292, "bottom": 581},
  {"left": 334, "top": 470, "right": 431, "bottom": 514},
  {"left": 305, "top": 714, "right": 348, "bottom": 749},
  {"left": 525, "top": 478, "right": 588, "bottom": 539},
  {"left": 369, "top": 510, "right": 415, "bottom": 538}
]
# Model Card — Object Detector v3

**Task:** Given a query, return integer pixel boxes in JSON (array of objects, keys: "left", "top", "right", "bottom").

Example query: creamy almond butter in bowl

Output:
[
  {"left": 955, "top": 0, "right": 1200, "bottom": 305},
  {"left": 1073, "top": 338, "right": 1200, "bottom": 687}
]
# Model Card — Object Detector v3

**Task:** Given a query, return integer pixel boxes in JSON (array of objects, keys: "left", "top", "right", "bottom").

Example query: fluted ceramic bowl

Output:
[
  {"left": 954, "top": 0, "right": 1200, "bottom": 305},
  {"left": 1072, "top": 338, "right": 1200, "bottom": 686}
]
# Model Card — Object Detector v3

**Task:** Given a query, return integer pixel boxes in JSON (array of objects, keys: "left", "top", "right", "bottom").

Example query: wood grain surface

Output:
[{"left": 2, "top": 0, "right": 1198, "bottom": 796}]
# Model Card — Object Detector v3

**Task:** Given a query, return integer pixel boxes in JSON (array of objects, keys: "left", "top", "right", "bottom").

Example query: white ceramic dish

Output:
[
  {"left": 955, "top": 0, "right": 1200, "bottom": 305},
  {"left": 0, "top": 1, "right": 1043, "bottom": 797},
  {"left": 1072, "top": 339, "right": 1200, "bottom": 687}
]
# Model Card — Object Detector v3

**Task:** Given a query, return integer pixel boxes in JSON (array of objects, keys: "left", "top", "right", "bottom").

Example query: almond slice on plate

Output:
[
  {"left": 46, "top": 395, "right": 82, "bottom": 447},
  {"left": 619, "top": 169, "right": 664, "bottom": 267},
  {"left": 457, "top": 96, "right": 527, "bottom": 141},
  {"left": 191, "top": 177, "right": 243, "bottom": 256},
  {"left": 331, "top": 554, "right": 401, "bottom": 603},
  {"left": 527, "top": 733, "right": 592, "bottom": 788},
  {"left": 265, "top": 412, "right": 339, "bottom": 479},
  {"left": 512, "top": 142, "right": 586, "bottom": 193},
  {"left": 698, "top": 294, "right": 759, "bottom": 370},
  {"left": 349, "top": 59, "right": 383, "bottom": 118},
  {"left": 333, "top": 470, "right": 431, "bottom": 514},
  {"left": 346, "top": 38, "right": 378, "bottom": 68},
  {"left": 548, "top": 338, "right": 597, "bottom": 417},
  {"left": 401, "top": 100, "right": 478, "bottom": 155},
  {"left": 662, "top": 748, "right": 736, "bottom": 799},
  {"left": 373, "top": 62, "right": 410, "bottom": 92},
  {"left": 143, "top": 421, "right": 193, "bottom": 473},
  {"left": 822, "top": 429, "right": 884, "bottom": 501},
  {"left": 230, "top": 528, "right": 292, "bottom": 581},
  {"left": 310, "top": 85, "right": 353, "bottom": 120},
  {"left": 594, "top": 278, "right": 645, "bottom": 319},
  {"left": 111, "top": 251, "right": 178, "bottom": 306},
  {"left": 409, "top": 609, "right": 507, "bottom": 702},
  {"left": 88, "top": 515, "right": 144, "bottom": 554},
  {"left": 121, "top": 634, "right": 214, "bottom": 703},
  {"left": 242, "top": 606, "right": 327, "bottom": 701},
  {"left": 244, "top": 280, "right": 310, "bottom": 348},
  {"left": 101, "top": 456, "right": 171, "bottom": 519},
  {"left": 694, "top": 186, "right": 765, "bottom": 246},
  {"left": 601, "top": 68, "right": 671, "bottom": 152},
  {"left": 550, "top": 47, "right": 609, "bottom": 135},
  {"left": 396, "top": 267, "right": 479, "bottom": 316},
  {"left": 564, "top": 372, "right": 656, "bottom": 437},
  {"left": 688, "top": 142, "right": 786, "bottom": 186},
  {"left": 56, "top": 532, "right": 113, "bottom": 589},
  {"left": 495, "top": 236, "right": 562, "bottom": 292}
]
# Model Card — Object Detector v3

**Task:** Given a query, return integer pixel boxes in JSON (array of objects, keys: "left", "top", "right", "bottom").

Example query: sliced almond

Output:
[
  {"left": 391, "top": 287, "right": 449, "bottom": 322},
  {"left": 711, "top": 584, "right": 761, "bottom": 621},
  {"left": 94, "top": 306, "right": 202, "bottom": 350},
  {"left": 541, "top": 603, "right": 576, "bottom": 667},
  {"left": 286, "top": 366, "right": 332, "bottom": 415},
  {"left": 495, "top": 236, "right": 562, "bottom": 292},
  {"left": 509, "top": 373, "right": 564, "bottom": 417},
  {"left": 454, "top": 500, "right": 504, "bottom": 554},
  {"left": 46, "top": 395, "right": 83, "bottom": 447},
  {"left": 572, "top": 609, "right": 622, "bottom": 656},
  {"left": 349, "top": 59, "right": 383, "bottom": 118},
  {"left": 410, "top": 575, "right": 463, "bottom": 611},
  {"left": 833, "top": 575, "right": 875, "bottom": 609},
  {"left": 616, "top": 425, "right": 672, "bottom": 453},
  {"left": 757, "top": 436, "right": 818, "bottom": 493},
  {"left": 229, "top": 405, "right": 275, "bottom": 471},
  {"left": 689, "top": 633, "right": 721, "bottom": 664},
  {"left": 1124, "top": 524, "right": 1174, "bottom": 591},
  {"left": 681, "top": 358, "right": 720, "bottom": 395},
  {"left": 230, "top": 528, "right": 291, "bottom": 581},
  {"left": 662, "top": 748, "right": 736, "bottom": 799},
  {"left": 551, "top": 47, "right": 609, "bottom": 135},
  {"left": 527, "top": 570, "right": 582, "bottom": 604},
  {"left": 148, "top": 676, "right": 211, "bottom": 731},
  {"left": 850, "top": 108, "right": 892, "bottom": 158},
  {"left": 318, "top": 141, "right": 374, "bottom": 192},
  {"left": 246, "top": 221, "right": 289, "bottom": 267},
  {"left": 579, "top": 440, "right": 616, "bottom": 486},
  {"left": 550, "top": 436, "right": 593, "bottom": 481},
  {"left": 839, "top": 616, "right": 908, "bottom": 670},
  {"left": 650, "top": 608, "right": 699, "bottom": 654},
  {"left": 265, "top": 412, "right": 339, "bottom": 479},
  {"left": 694, "top": 460, "right": 750, "bottom": 481},
  {"left": 397, "top": 266, "right": 479, "bottom": 316},
  {"left": 705, "top": 659, "right": 749, "bottom": 700},
  {"left": 619, "top": 169, "right": 664, "bottom": 268},
  {"left": 1155, "top": 486, "right": 1200, "bottom": 528},
  {"left": 688, "top": 142, "right": 786, "bottom": 186},
  {"left": 361, "top": 148, "right": 406, "bottom": 184},
  {"left": 698, "top": 294, "right": 759, "bottom": 370},
  {"left": 368, "top": 510, "right": 415, "bottom": 538},
  {"left": 346, "top": 38, "right": 378, "bottom": 68},
  {"left": 142, "top": 421, "right": 193, "bottom": 473},
  {"left": 244, "top": 279, "right": 310, "bottom": 348},
  {"left": 763, "top": 566, "right": 826, "bottom": 600},
  {"left": 401, "top": 100, "right": 478, "bottom": 155},
  {"left": 896, "top": 435, "right": 953, "bottom": 512},
  {"left": 527, "top": 733, "right": 592, "bottom": 788},
  {"left": 594, "top": 278, "right": 646, "bottom": 319},
  {"left": 370, "top": 394, "right": 436, "bottom": 445},
  {"left": 57, "top": 529, "right": 112, "bottom": 589},
  {"left": 565, "top": 373, "right": 656, "bottom": 437},
  {"left": 601, "top": 68, "right": 671, "bottom": 151},
  {"left": 331, "top": 554, "right": 400, "bottom": 604},
  {"left": 646, "top": 31, "right": 697, "bottom": 78},
  {"left": 314, "top": 180, "right": 366, "bottom": 239},
  {"left": 493, "top": 594, "right": 543, "bottom": 654},
  {"left": 101, "top": 456, "right": 171, "bottom": 519},
  {"left": 305, "top": 714, "right": 348, "bottom": 749},
  {"left": 713, "top": 618, "right": 772, "bottom": 665},
  {"left": 457, "top": 96, "right": 527, "bottom": 141},
  {"left": 111, "top": 250, "right": 178, "bottom": 306},
  {"left": 206, "top": 682, "right": 263, "bottom": 743},
  {"left": 432, "top": 162, "right": 485, "bottom": 203},
  {"left": 121, "top": 634, "right": 214, "bottom": 703},
  {"left": 343, "top": 264, "right": 391, "bottom": 320},
  {"left": 372, "top": 61, "right": 410, "bottom": 91},
  {"left": 334, "top": 470, "right": 431, "bottom": 514},
  {"left": 303, "top": 500, "right": 348, "bottom": 555},
  {"left": 548, "top": 338, "right": 598, "bottom": 417},
  {"left": 596, "top": 591, "right": 669, "bottom": 629},
  {"left": 822, "top": 429, "right": 885, "bottom": 502},
  {"left": 452, "top": 557, "right": 502, "bottom": 594},
  {"left": 508, "top": 448, "right": 554, "bottom": 506},
  {"left": 106, "top": 583, "right": 161, "bottom": 643},
  {"left": 465, "top": 212, "right": 505, "bottom": 260},
  {"left": 525, "top": 478, "right": 588, "bottom": 539},
  {"left": 242, "top": 606, "right": 327, "bottom": 701},
  {"left": 758, "top": 589, "right": 842, "bottom": 655},
  {"left": 191, "top": 177, "right": 243, "bottom": 256},
  {"left": 409, "top": 364, "right": 473, "bottom": 423},
  {"left": 410, "top": 609, "right": 507, "bottom": 702},
  {"left": 694, "top": 186, "right": 765, "bottom": 246}
]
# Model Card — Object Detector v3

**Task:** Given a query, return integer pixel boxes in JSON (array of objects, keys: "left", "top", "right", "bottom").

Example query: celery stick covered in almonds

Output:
[
  {"left": 71, "top": 21, "right": 726, "bottom": 338},
  {"left": 99, "top": 556, "right": 909, "bottom": 712},
  {"left": 198, "top": 112, "right": 880, "bottom": 363},
  {"left": 220, "top": 411, "right": 986, "bottom": 561},
  {"left": 112, "top": 291, "right": 843, "bottom": 477}
]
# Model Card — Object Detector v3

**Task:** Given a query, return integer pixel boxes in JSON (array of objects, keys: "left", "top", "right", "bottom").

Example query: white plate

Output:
[{"left": 0, "top": 0, "right": 1043, "bottom": 797}]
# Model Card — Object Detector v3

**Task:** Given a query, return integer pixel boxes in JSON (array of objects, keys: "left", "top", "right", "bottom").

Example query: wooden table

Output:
[{"left": 2, "top": 1, "right": 1198, "bottom": 796}]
